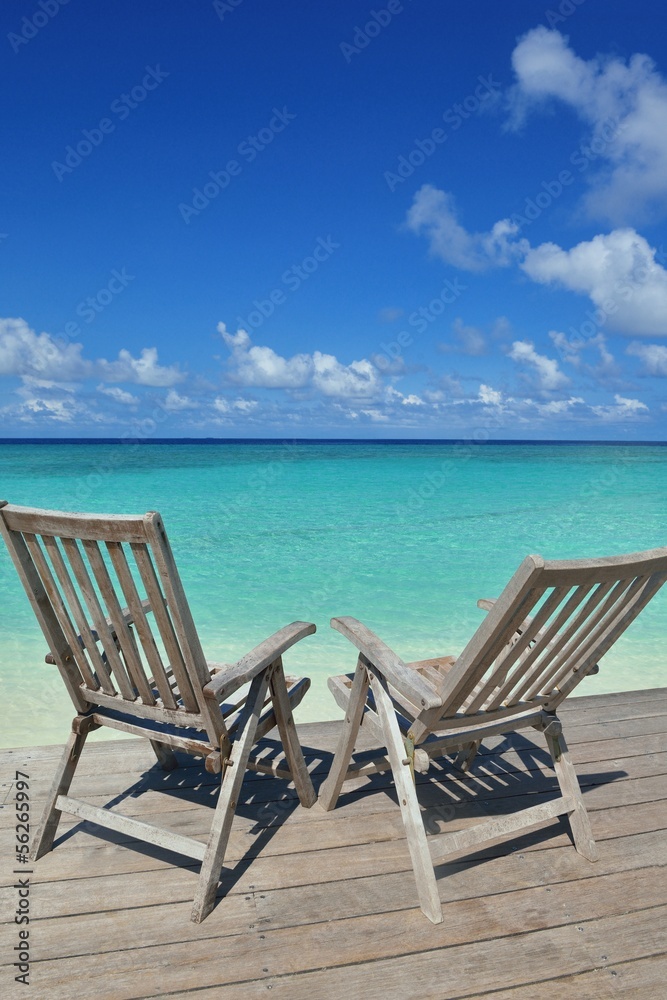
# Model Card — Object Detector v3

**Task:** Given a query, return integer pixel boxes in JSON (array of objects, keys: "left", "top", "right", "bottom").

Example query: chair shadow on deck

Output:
[
  {"left": 326, "top": 729, "right": 627, "bottom": 862},
  {"left": 51, "top": 737, "right": 329, "bottom": 899}
]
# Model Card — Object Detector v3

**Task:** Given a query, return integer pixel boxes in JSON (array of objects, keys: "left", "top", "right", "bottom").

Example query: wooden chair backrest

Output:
[
  {"left": 0, "top": 502, "right": 223, "bottom": 743},
  {"left": 437, "top": 547, "right": 667, "bottom": 718}
]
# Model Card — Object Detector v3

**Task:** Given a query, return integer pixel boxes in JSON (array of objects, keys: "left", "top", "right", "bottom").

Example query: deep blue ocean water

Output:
[{"left": 1, "top": 440, "right": 665, "bottom": 747}]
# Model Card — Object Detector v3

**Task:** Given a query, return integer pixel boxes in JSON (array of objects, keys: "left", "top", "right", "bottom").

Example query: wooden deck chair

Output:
[
  {"left": 0, "top": 502, "right": 317, "bottom": 922},
  {"left": 319, "top": 547, "right": 667, "bottom": 923}
]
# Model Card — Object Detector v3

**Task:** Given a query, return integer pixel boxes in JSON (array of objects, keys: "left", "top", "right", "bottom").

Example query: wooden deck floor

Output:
[{"left": 1, "top": 687, "right": 666, "bottom": 999}]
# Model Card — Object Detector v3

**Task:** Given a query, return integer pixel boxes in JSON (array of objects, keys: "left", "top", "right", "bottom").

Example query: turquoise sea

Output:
[{"left": 1, "top": 440, "right": 666, "bottom": 748}]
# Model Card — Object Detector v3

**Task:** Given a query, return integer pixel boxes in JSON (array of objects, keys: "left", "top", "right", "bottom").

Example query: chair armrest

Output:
[
  {"left": 203, "top": 621, "right": 316, "bottom": 702},
  {"left": 330, "top": 616, "right": 442, "bottom": 710}
]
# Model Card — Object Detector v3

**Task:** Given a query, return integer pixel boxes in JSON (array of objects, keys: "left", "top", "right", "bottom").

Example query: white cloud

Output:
[
  {"left": 404, "top": 186, "right": 667, "bottom": 337},
  {"left": 219, "top": 324, "right": 311, "bottom": 389},
  {"left": 8, "top": 381, "right": 94, "bottom": 424},
  {"left": 626, "top": 341, "right": 667, "bottom": 375},
  {"left": 97, "top": 347, "right": 183, "bottom": 387},
  {"left": 218, "top": 322, "right": 382, "bottom": 399},
  {"left": 359, "top": 408, "right": 390, "bottom": 422},
  {"left": 0, "top": 317, "right": 183, "bottom": 387},
  {"left": 312, "top": 352, "right": 379, "bottom": 397},
  {"left": 478, "top": 384, "right": 503, "bottom": 406},
  {"left": 591, "top": 395, "right": 649, "bottom": 421},
  {"left": 0, "top": 317, "right": 90, "bottom": 380},
  {"left": 537, "top": 397, "right": 585, "bottom": 416},
  {"left": 508, "top": 26, "right": 667, "bottom": 224},
  {"left": 405, "top": 185, "right": 527, "bottom": 271},
  {"left": 162, "top": 389, "right": 198, "bottom": 411},
  {"left": 508, "top": 340, "right": 570, "bottom": 392},
  {"left": 212, "top": 396, "right": 259, "bottom": 414},
  {"left": 97, "top": 385, "right": 139, "bottom": 405},
  {"left": 521, "top": 229, "right": 667, "bottom": 337}
]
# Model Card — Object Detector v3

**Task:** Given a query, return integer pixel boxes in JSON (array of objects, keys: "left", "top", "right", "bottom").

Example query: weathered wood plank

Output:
[{"left": 25, "top": 901, "right": 666, "bottom": 1000}]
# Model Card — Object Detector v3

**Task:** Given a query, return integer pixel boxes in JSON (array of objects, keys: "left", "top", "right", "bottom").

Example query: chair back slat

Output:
[
  {"left": 130, "top": 539, "right": 199, "bottom": 712},
  {"left": 0, "top": 503, "right": 222, "bottom": 743},
  {"left": 510, "top": 580, "right": 632, "bottom": 700},
  {"left": 436, "top": 548, "right": 667, "bottom": 720},
  {"left": 464, "top": 586, "right": 569, "bottom": 714},
  {"left": 81, "top": 539, "right": 156, "bottom": 705},
  {"left": 142, "top": 512, "right": 211, "bottom": 703},
  {"left": 484, "top": 583, "right": 595, "bottom": 711},
  {"left": 60, "top": 536, "right": 136, "bottom": 701},
  {"left": 542, "top": 573, "right": 654, "bottom": 698},
  {"left": 22, "top": 533, "right": 101, "bottom": 692},
  {"left": 106, "top": 541, "right": 177, "bottom": 709},
  {"left": 38, "top": 534, "right": 117, "bottom": 695}
]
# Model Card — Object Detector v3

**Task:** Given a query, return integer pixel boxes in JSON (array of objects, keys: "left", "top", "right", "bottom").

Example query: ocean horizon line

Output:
[{"left": 1, "top": 437, "right": 666, "bottom": 446}]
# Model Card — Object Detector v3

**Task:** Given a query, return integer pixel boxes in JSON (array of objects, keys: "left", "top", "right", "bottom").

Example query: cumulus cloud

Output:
[
  {"left": 591, "top": 395, "right": 649, "bottom": 421},
  {"left": 478, "top": 384, "right": 503, "bottom": 406},
  {"left": 97, "top": 347, "right": 182, "bottom": 387},
  {"left": 626, "top": 341, "right": 667, "bottom": 375},
  {"left": 212, "top": 397, "right": 259, "bottom": 414},
  {"left": 0, "top": 317, "right": 90, "bottom": 380},
  {"left": 521, "top": 229, "right": 667, "bottom": 337},
  {"left": 97, "top": 385, "right": 139, "bottom": 405},
  {"left": 0, "top": 317, "right": 183, "bottom": 387},
  {"left": 508, "top": 340, "right": 570, "bottom": 392},
  {"left": 405, "top": 185, "right": 527, "bottom": 271},
  {"left": 218, "top": 322, "right": 382, "bottom": 399},
  {"left": 404, "top": 184, "right": 667, "bottom": 337},
  {"left": 508, "top": 26, "right": 667, "bottom": 223},
  {"left": 162, "top": 389, "right": 198, "bottom": 411}
]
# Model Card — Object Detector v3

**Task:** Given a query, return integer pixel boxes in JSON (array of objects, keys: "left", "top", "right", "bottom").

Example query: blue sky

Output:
[{"left": 2, "top": 0, "right": 667, "bottom": 439}]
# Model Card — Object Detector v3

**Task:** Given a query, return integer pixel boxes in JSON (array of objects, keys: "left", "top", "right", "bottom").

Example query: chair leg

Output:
[
  {"left": 546, "top": 729, "right": 599, "bottom": 863},
  {"left": 318, "top": 658, "right": 369, "bottom": 812},
  {"left": 269, "top": 659, "right": 316, "bottom": 808},
  {"left": 453, "top": 740, "right": 481, "bottom": 774},
  {"left": 369, "top": 670, "right": 443, "bottom": 924},
  {"left": 31, "top": 721, "right": 90, "bottom": 861},
  {"left": 149, "top": 740, "right": 179, "bottom": 771},
  {"left": 191, "top": 670, "right": 270, "bottom": 924}
]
